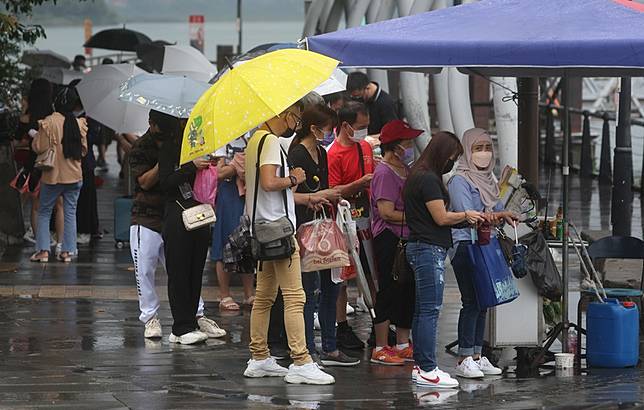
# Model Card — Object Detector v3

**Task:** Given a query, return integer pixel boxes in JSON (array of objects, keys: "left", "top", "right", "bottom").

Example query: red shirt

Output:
[{"left": 327, "top": 139, "right": 374, "bottom": 187}]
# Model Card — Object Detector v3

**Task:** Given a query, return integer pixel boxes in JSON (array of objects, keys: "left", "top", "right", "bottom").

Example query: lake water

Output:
[{"left": 35, "top": 21, "right": 304, "bottom": 60}]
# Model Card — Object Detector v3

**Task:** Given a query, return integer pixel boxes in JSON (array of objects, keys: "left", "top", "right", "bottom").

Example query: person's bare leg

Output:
[
  {"left": 216, "top": 261, "right": 232, "bottom": 300},
  {"left": 55, "top": 197, "right": 64, "bottom": 244},
  {"left": 241, "top": 273, "right": 255, "bottom": 300},
  {"left": 396, "top": 328, "right": 410, "bottom": 345},
  {"left": 375, "top": 320, "right": 390, "bottom": 348},
  {"left": 31, "top": 195, "right": 39, "bottom": 234},
  {"left": 336, "top": 285, "right": 347, "bottom": 323}
]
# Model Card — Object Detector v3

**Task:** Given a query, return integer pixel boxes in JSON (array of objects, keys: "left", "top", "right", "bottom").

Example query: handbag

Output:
[
  {"left": 297, "top": 209, "right": 350, "bottom": 272},
  {"left": 176, "top": 200, "right": 216, "bottom": 231},
  {"left": 392, "top": 199, "right": 412, "bottom": 284},
  {"left": 193, "top": 164, "right": 218, "bottom": 205},
  {"left": 34, "top": 134, "right": 56, "bottom": 171},
  {"left": 250, "top": 132, "right": 296, "bottom": 262},
  {"left": 466, "top": 235, "right": 519, "bottom": 309},
  {"left": 9, "top": 168, "right": 30, "bottom": 194}
]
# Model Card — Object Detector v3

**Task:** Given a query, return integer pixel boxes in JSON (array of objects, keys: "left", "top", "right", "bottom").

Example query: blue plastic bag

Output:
[{"left": 466, "top": 236, "right": 520, "bottom": 309}]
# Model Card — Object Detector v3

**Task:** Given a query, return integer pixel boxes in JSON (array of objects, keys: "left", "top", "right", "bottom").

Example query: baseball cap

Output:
[{"left": 379, "top": 120, "right": 423, "bottom": 145}]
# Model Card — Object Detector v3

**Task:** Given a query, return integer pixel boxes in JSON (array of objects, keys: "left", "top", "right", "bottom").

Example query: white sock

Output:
[
  {"left": 374, "top": 346, "right": 385, "bottom": 352},
  {"left": 396, "top": 343, "right": 409, "bottom": 350}
]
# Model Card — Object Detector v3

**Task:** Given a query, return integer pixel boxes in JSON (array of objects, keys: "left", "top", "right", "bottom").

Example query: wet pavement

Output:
[{"left": 0, "top": 158, "right": 642, "bottom": 409}]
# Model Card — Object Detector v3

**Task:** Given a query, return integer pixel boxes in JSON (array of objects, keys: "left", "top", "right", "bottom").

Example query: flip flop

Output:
[
  {"left": 219, "top": 296, "right": 240, "bottom": 311},
  {"left": 243, "top": 296, "right": 255, "bottom": 307}
]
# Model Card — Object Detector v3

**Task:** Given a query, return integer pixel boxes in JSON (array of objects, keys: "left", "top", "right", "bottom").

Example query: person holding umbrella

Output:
[{"left": 404, "top": 131, "right": 483, "bottom": 388}]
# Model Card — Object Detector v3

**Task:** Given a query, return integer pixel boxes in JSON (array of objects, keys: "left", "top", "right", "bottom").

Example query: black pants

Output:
[
  {"left": 373, "top": 228, "right": 415, "bottom": 329},
  {"left": 162, "top": 202, "right": 210, "bottom": 336},
  {"left": 76, "top": 166, "right": 99, "bottom": 235}
]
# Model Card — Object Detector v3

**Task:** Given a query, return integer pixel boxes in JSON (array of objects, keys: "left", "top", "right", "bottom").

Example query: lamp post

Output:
[
  {"left": 236, "top": 0, "right": 242, "bottom": 54},
  {"left": 612, "top": 77, "right": 634, "bottom": 236}
]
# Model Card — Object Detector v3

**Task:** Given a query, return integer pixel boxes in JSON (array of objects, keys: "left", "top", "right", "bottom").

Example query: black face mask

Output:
[
  {"left": 280, "top": 113, "right": 299, "bottom": 138},
  {"left": 442, "top": 159, "right": 455, "bottom": 174}
]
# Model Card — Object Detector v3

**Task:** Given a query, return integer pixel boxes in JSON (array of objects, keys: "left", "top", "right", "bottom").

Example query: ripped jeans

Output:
[{"left": 406, "top": 241, "right": 447, "bottom": 372}]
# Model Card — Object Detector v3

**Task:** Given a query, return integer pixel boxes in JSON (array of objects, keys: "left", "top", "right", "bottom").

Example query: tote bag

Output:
[{"left": 466, "top": 236, "right": 520, "bottom": 310}]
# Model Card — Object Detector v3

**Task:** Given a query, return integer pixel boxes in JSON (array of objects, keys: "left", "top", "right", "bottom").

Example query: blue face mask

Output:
[
  {"left": 320, "top": 130, "right": 335, "bottom": 147},
  {"left": 398, "top": 146, "right": 415, "bottom": 166}
]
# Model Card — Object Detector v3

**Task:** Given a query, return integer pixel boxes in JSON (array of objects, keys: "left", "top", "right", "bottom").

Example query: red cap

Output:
[{"left": 379, "top": 120, "right": 423, "bottom": 145}]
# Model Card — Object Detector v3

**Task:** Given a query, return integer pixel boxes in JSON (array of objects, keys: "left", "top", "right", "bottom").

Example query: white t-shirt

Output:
[{"left": 245, "top": 130, "right": 296, "bottom": 229}]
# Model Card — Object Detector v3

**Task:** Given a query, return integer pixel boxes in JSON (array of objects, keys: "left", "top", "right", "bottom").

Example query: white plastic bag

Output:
[{"left": 332, "top": 200, "right": 359, "bottom": 284}]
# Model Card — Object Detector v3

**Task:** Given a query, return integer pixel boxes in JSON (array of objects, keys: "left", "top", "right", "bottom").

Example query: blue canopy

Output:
[{"left": 306, "top": 0, "right": 644, "bottom": 76}]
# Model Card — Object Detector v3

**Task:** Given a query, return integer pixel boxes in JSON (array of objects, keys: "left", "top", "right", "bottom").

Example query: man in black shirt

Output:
[{"left": 346, "top": 72, "right": 398, "bottom": 136}]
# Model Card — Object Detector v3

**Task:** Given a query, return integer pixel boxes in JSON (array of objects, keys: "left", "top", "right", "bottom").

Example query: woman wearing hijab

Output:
[
  {"left": 30, "top": 86, "right": 88, "bottom": 263},
  {"left": 447, "top": 128, "right": 517, "bottom": 379}
]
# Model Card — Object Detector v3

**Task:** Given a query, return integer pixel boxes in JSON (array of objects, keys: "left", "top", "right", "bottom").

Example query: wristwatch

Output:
[{"left": 289, "top": 175, "right": 298, "bottom": 187}]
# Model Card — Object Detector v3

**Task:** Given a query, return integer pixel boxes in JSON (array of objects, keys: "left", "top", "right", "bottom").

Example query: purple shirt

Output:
[{"left": 370, "top": 162, "right": 409, "bottom": 238}]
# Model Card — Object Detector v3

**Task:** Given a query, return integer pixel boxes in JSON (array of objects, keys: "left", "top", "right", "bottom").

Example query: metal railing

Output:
[{"left": 540, "top": 103, "right": 643, "bottom": 191}]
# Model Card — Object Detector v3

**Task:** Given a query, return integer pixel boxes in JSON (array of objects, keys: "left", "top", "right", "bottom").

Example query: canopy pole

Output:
[
  {"left": 236, "top": 0, "right": 242, "bottom": 54},
  {"left": 561, "top": 76, "right": 570, "bottom": 353},
  {"left": 517, "top": 78, "right": 539, "bottom": 185},
  {"left": 612, "top": 77, "right": 633, "bottom": 236}
]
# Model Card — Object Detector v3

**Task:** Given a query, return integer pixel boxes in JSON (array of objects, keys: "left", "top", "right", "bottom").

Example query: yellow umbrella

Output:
[{"left": 180, "top": 48, "right": 339, "bottom": 164}]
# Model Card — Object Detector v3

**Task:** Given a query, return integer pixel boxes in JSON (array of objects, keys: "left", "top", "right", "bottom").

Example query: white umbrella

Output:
[
  {"left": 118, "top": 73, "right": 210, "bottom": 118},
  {"left": 21, "top": 49, "right": 70, "bottom": 68},
  {"left": 76, "top": 63, "right": 149, "bottom": 134},
  {"left": 161, "top": 45, "right": 217, "bottom": 82},
  {"left": 39, "top": 67, "right": 84, "bottom": 85},
  {"left": 313, "top": 68, "right": 347, "bottom": 96}
]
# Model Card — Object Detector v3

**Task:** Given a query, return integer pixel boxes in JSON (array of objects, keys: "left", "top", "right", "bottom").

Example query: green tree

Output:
[{"left": 1, "top": 1, "right": 57, "bottom": 107}]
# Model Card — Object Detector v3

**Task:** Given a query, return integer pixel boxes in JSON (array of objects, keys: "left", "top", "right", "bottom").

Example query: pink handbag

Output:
[{"left": 192, "top": 164, "right": 218, "bottom": 205}]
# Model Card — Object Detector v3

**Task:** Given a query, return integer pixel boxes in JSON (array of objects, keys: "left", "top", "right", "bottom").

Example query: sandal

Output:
[
  {"left": 219, "top": 296, "right": 240, "bottom": 311},
  {"left": 243, "top": 296, "right": 255, "bottom": 307},
  {"left": 57, "top": 252, "right": 72, "bottom": 263},
  {"left": 30, "top": 251, "right": 49, "bottom": 263}
]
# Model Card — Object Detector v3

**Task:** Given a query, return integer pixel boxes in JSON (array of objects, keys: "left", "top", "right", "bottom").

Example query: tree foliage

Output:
[{"left": 1, "top": 1, "right": 55, "bottom": 107}]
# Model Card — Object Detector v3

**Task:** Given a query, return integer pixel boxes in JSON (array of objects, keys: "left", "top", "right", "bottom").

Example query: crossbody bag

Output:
[{"left": 250, "top": 132, "right": 296, "bottom": 261}]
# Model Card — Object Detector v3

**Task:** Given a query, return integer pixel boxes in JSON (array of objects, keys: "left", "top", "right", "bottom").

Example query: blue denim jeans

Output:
[
  {"left": 302, "top": 269, "right": 339, "bottom": 354},
  {"left": 36, "top": 182, "right": 82, "bottom": 253},
  {"left": 406, "top": 241, "right": 446, "bottom": 372},
  {"left": 451, "top": 242, "right": 486, "bottom": 356}
]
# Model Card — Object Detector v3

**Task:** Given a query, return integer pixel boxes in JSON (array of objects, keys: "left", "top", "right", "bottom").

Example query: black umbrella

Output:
[
  {"left": 135, "top": 40, "right": 176, "bottom": 72},
  {"left": 84, "top": 28, "right": 152, "bottom": 52}
]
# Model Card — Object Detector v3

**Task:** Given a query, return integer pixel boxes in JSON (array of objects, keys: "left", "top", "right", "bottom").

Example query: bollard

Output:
[
  {"left": 580, "top": 112, "right": 593, "bottom": 177},
  {"left": 545, "top": 108, "right": 556, "bottom": 164},
  {"left": 598, "top": 114, "right": 612, "bottom": 184}
]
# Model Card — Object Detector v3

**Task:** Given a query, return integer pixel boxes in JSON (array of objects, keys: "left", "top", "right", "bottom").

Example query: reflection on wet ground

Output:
[{"left": 0, "top": 297, "right": 642, "bottom": 409}]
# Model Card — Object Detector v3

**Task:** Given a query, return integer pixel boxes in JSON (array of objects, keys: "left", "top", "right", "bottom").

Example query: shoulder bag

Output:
[
  {"left": 250, "top": 132, "right": 296, "bottom": 261},
  {"left": 176, "top": 200, "right": 216, "bottom": 231},
  {"left": 392, "top": 194, "right": 413, "bottom": 284},
  {"left": 34, "top": 133, "right": 56, "bottom": 171}
]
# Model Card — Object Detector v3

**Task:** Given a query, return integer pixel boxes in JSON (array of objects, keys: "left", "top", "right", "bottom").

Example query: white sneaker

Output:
[
  {"left": 416, "top": 368, "right": 459, "bottom": 388},
  {"left": 412, "top": 364, "right": 420, "bottom": 381},
  {"left": 144, "top": 316, "right": 162, "bottom": 338},
  {"left": 243, "top": 357, "right": 289, "bottom": 378},
  {"left": 77, "top": 233, "right": 91, "bottom": 244},
  {"left": 455, "top": 357, "right": 485, "bottom": 379},
  {"left": 476, "top": 356, "right": 502, "bottom": 375},
  {"left": 346, "top": 303, "right": 355, "bottom": 315},
  {"left": 356, "top": 295, "right": 369, "bottom": 313},
  {"left": 168, "top": 330, "right": 208, "bottom": 345},
  {"left": 197, "top": 316, "right": 226, "bottom": 338},
  {"left": 314, "top": 312, "right": 321, "bottom": 330},
  {"left": 284, "top": 362, "right": 335, "bottom": 385}
]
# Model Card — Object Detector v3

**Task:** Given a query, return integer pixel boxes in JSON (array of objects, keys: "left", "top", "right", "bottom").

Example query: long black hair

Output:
[
  {"left": 26, "top": 78, "right": 53, "bottom": 126},
  {"left": 54, "top": 86, "right": 83, "bottom": 161}
]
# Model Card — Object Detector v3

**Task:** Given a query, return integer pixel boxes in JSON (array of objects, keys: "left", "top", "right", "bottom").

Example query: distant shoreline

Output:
[{"left": 32, "top": 17, "right": 303, "bottom": 27}]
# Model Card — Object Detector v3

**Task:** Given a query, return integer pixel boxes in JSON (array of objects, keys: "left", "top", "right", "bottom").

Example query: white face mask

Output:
[
  {"left": 471, "top": 151, "right": 493, "bottom": 169},
  {"left": 349, "top": 126, "right": 368, "bottom": 143}
]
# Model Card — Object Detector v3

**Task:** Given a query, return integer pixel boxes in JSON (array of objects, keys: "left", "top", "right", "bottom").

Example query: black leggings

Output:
[
  {"left": 162, "top": 202, "right": 210, "bottom": 336},
  {"left": 373, "top": 228, "right": 415, "bottom": 329}
]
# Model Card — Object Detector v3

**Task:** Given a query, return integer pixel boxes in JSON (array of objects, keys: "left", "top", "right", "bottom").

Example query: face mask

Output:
[
  {"left": 349, "top": 126, "right": 368, "bottom": 143},
  {"left": 320, "top": 130, "right": 335, "bottom": 147},
  {"left": 471, "top": 151, "right": 493, "bottom": 169},
  {"left": 442, "top": 158, "right": 455, "bottom": 175},
  {"left": 398, "top": 146, "right": 415, "bottom": 166},
  {"left": 281, "top": 113, "right": 298, "bottom": 138}
]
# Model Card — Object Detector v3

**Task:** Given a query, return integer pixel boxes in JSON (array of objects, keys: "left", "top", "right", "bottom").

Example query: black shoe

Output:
[
  {"left": 337, "top": 323, "right": 364, "bottom": 350},
  {"left": 321, "top": 350, "right": 360, "bottom": 367}
]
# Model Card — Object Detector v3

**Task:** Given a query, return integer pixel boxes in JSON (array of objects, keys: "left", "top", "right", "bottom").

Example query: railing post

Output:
[
  {"left": 580, "top": 111, "right": 593, "bottom": 177},
  {"left": 545, "top": 107, "right": 555, "bottom": 164},
  {"left": 598, "top": 113, "right": 612, "bottom": 184}
]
